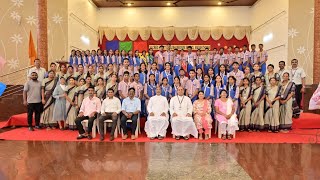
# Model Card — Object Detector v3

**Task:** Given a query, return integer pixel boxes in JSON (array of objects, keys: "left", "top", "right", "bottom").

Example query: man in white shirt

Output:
[
  {"left": 170, "top": 86, "right": 198, "bottom": 140},
  {"left": 145, "top": 86, "right": 169, "bottom": 140},
  {"left": 277, "top": 61, "right": 290, "bottom": 83},
  {"left": 98, "top": 88, "right": 121, "bottom": 141},
  {"left": 289, "top": 59, "right": 306, "bottom": 110},
  {"left": 27, "top": 59, "right": 46, "bottom": 82}
]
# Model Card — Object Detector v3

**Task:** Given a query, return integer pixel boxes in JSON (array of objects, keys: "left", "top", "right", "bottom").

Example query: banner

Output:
[
  {"left": 119, "top": 41, "right": 133, "bottom": 52},
  {"left": 106, "top": 40, "right": 119, "bottom": 51},
  {"left": 309, "top": 83, "right": 320, "bottom": 110},
  {"left": 149, "top": 45, "right": 211, "bottom": 51},
  {"left": 134, "top": 41, "right": 148, "bottom": 52}
]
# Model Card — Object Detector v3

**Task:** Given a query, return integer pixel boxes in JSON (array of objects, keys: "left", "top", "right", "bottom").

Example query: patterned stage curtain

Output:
[
  {"left": 163, "top": 27, "right": 175, "bottom": 41},
  {"left": 175, "top": 27, "right": 188, "bottom": 41},
  {"left": 151, "top": 27, "right": 162, "bottom": 41},
  {"left": 187, "top": 27, "right": 199, "bottom": 41},
  {"left": 139, "top": 27, "right": 151, "bottom": 41},
  {"left": 128, "top": 28, "right": 139, "bottom": 41},
  {"left": 198, "top": 27, "right": 211, "bottom": 41},
  {"left": 211, "top": 27, "right": 223, "bottom": 41},
  {"left": 104, "top": 28, "right": 116, "bottom": 41},
  {"left": 116, "top": 27, "right": 128, "bottom": 41}
]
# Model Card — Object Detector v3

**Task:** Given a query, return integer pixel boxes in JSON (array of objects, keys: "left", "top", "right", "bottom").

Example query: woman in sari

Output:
[
  {"left": 214, "top": 90, "right": 238, "bottom": 140},
  {"left": 56, "top": 63, "right": 67, "bottom": 80},
  {"left": 52, "top": 77, "right": 67, "bottom": 130},
  {"left": 239, "top": 77, "right": 252, "bottom": 131},
  {"left": 265, "top": 77, "right": 281, "bottom": 132},
  {"left": 250, "top": 76, "right": 266, "bottom": 131},
  {"left": 65, "top": 77, "right": 78, "bottom": 130},
  {"left": 40, "top": 70, "right": 58, "bottom": 129},
  {"left": 193, "top": 91, "right": 213, "bottom": 140},
  {"left": 264, "top": 64, "right": 280, "bottom": 87},
  {"left": 250, "top": 63, "right": 264, "bottom": 84},
  {"left": 243, "top": 66, "right": 252, "bottom": 81},
  {"left": 106, "top": 73, "right": 118, "bottom": 97},
  {"left": 77, "top": 75, "right": 92, "bottom": 108},
  {"left": 94, "top": 77, "right": 106, "bottom": 101},
  {"left": 279, "top": 72, "right": 295, "bottom": 132}
]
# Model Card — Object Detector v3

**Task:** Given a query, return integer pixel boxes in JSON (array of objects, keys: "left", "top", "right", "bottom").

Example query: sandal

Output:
[
  {"left": 227, "top": 135, "right": 232, "bottom": 140},
  {"left": 221, "top": 135, "right": 226, "bottom": 140},
  {"left": 205, "top": 134, "right": 209, "bottom": 140}
]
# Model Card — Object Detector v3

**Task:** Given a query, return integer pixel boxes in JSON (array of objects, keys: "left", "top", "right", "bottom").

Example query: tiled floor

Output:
[{"left": 0, "top": 141, "right": 319, "bottom": 180}]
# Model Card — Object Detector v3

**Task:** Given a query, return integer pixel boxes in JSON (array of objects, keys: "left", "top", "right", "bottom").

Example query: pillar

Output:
[
  {"left": 314, "top": 0, "right": 320, "bottom": 84},
  {"left": 37, "top": 0, "right": 48, "bottom": 70}
]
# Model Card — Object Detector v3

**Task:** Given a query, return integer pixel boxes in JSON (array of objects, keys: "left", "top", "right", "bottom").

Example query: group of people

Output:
[{"left": 23, "top": 43, "right": 306, "bottom": 141}]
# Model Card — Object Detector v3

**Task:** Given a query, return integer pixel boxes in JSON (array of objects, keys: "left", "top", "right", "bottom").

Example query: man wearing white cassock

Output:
[
  {"left": 145, "top": 86, "right": 169, "bottom": 140},
  {"left": 170, "top": 86, "right": 198, "bottom": 140}
]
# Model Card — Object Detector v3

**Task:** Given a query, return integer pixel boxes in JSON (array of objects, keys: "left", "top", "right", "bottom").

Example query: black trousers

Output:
[
  {"left": 121, "top": 114, "right": 138, "bottom": 135},
  {"left": 75, "top": 114, "right": 97, "bottom": 135},
  {"left": 295, "top": 84, "right": 303, "bottom": 109},
  {"left": 98, "top": 113, "right": 118, "bottom": 137},
  {"left": 27, "top": 103, "right": 42, "bottom": 127}
]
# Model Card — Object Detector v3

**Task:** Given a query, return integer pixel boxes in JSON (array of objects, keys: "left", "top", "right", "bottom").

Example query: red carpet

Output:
[{"left": 0, "top": 127, "right": 319, "bottom": 143}]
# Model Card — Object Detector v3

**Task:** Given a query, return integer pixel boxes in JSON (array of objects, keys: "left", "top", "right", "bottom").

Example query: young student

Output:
[
  {"left": 218, "top": 64, "right": 228, "bottom": 87},
  {"left": 279, "top": 72, "right": 295, "bottom": 132},
  {"left": 127, "top": 50, "right": 134, "bottom": 72},
  {"left": 196, "top": 49, "right": 204, "bottom": 70},
  {"left": 144, "top": 74, "right": 158, "bottom": 109},
  {"left": 131, "top": 73, "right": 145, "bottom": 116},
  {"left": 120, "top": 49, "right": 128, "bottom": 69},
  {"left": 118, "top": 71, "right": 132, "bottom": 101},
  {"left": 228, "top": 62, "right": 244, "bottom": 86},
  {"left": 147, "top": 62, "right": 160, "bottom": 84},
  {"left": 173, "top": 48, "right": 181, "bottom": 76},
  {"left": 155, "top": 45, "right": 165, "bottom": 72},
  {"left": 265, "top": 77, "right": 281, "bottom": 133},
  {"left": 258, "top": 44, "right": 268, "bottom": 75},
  {"left": 106, "top": 49, "right": 114, "bottom": 67},
  {"left": 140, "top": 50, "right": 147, "bottom": 65},
  {"left": 196, "top": 68, "right": 204, "bottom": 85},
  {"left": 239, "top": 77, "right": 252, "bottom": 131},
  {"left": 133, "top": 50, "right": 141, "bottom": 73},
  {"left": 203, "top": 47, "right": 212, "bottom": 74},
  {"left": 218, "top": 48, "right": 228, "bottom": 67},
  {"left": 234, "top": 46, "right": 244, "bottom": 71},
  {"left": 147, "top": 48, "right": 154, "bottom": 70},
  {"left": 139, "top": 63, "right": 148, "bottom": 86},
  {"left": 201, "top": 74, "right": 214, "bottom": 103},
  {"left": 250, "top": 76, "right": 265, "bottom": 131},
  {"left": 213, "top": 75, "right": 226, "bottom": 101},
  {"left": 113, "top": 49, "right": 120, "bottom": 72},
  {"left": 226, "top": 76, "right": 239, "bottom": 114},
  {"left": 185, "top": 69, "right": 201, "bottom": 103},
  {"left": 213, "top": 48, "right": 220, "bottom": 74},
  {"left": 179, "top": 69, "right": 189, "bottom": 89},
  {"left": 161, "top": 77, "right": 172, "bottom": 101},
  {"left": 242, "top": 45, "right": 251, "bottom": 71},
  {"left": 172, "top": 76, "right": 181, "bottom": 97},
  {"left": 249, "top": 44, "right": 259, "bottom": 73},
  {"left": 164, "top": 43, "right": 173, "bottom": 65},
  {"left": 69, "top": 49, "right": 77, "bottom": 69},
  {"left": 186, "top": 46, "right": 196, "bottom": 74},
  {"left": 207, "top": 67, "right": 215, "bottom": 85},
  {"left": 160, "top": 62, "right": 174, "bottom": 86},
  {"left": 226, "top": 46, "right": 235, "bottom": 72},
  {"left": 118, "top": 58, "right": 133, "bottom": 81}
]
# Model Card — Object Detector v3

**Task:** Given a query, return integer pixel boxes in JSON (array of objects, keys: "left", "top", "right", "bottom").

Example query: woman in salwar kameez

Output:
[
  {"left": 40, "top": 70, "right": 58, "bottom": 128},
  {"left": 250, "top": 76, "right": 265, "bottom": 131},
  {"left": 65, "top": 77, "right": 78, "bottom": 130},
  {"left": 239, "top": 77, "right": 252, "bottom": 131},
  {"left": 279, "top": 72, "right": 295, "bottom": 132},
  {"left": 193, "top": 91, "right": 213, "bottom": 140},
  {"left": 264, "top": 77, "right": 281, "bottom": 132}
]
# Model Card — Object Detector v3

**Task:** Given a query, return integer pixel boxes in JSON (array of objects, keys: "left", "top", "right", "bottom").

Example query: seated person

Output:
[
  {"left": 169, "top": 86, "right": 198, "bottom": 140},
  {"left": 98, "top": 88, "right": 121, "bottom": 141},
  {"left": 145, "top": 86, "right": 169, "bottom": 140},
  {"left": 121, "top": 87, "right": 141, "bottom": 140},
  {"left": 75, "top": 86, "right": 101, "bottom": 140}
]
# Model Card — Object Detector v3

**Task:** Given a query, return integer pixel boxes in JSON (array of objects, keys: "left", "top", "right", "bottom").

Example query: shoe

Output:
[
  {"left": 131, "top": 135, "right": 136, "bottom": 140},
  {"left": 77, "top": 134, "right": 86, "bottom": 139},
  {"left": 122, "top": 134, "right": 128, "bottom": 140},
  {"left": 109, "top": 136, "right": 114, "bottom": 141},
  {"left": 87, "top": 134, "right": 92, "bottom": 140},
  {"left": 150, "top": 137, "right": 155, "bottom": 140},
  {"left": 205, "top": 135, "right": 209, "bottom": 140},
  {"left": 158, "top": 136, "right": 164, "bottom": 140},
  {"left": 28, "top": 127, "right": 34, "bottom": 131},
  {"left": 100, "top": 137, "right": 104, "bottom": 141},
  {"left": 184, "top": 136, "right": 189, "bottom": 140},
  {"left": 175, "top": 136, "right": 180, "bottom": 140},
  {"left": 35, "top": 126, "right": 41, "bottom": 129}
]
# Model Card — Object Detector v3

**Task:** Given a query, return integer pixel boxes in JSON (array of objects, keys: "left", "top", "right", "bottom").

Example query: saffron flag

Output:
[
  {"left": 28, "top": 31, "right": 37, "bottom": 66},
  {"left": 133, "top": 41, "right": 148, "bottom": 52},
  {"left": 119, "top": 41, "right": 133, "bottom": 52}
]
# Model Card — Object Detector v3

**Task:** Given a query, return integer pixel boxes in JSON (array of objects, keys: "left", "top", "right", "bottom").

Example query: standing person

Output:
[
  {"left": 218, "top": 64, "right": 228, "bottom": 86},
  {"left": 258, "top": 44, "right": 268, "bottom": 75},
  {"left": 40, "top": 70, "right": 58, "bottom": 129},
  {"left": 201, "top": 74, "right": 214, "bottom": 102},
  {"left": 139, "top": 63, "right": 148, "bottom": 86},
  {"left": 65, "top": 77, "right": 78, "bottom": 130},
  {"left": 264, "top": 64, "right": 280, "bottom": 87},
  {"left": 179, "top": 69, "right": 189, "bottom": 89},
  {"left": 228, "top": 62, "right": 244, "bottom": 86},
  {"left": 173, "top": 48, "right": 181, "bottom": 77},
  {"left": 164, "top": 43, "right": 173, "bottom": 65},
  {"left": 250, "top": 76, "right": 266, "bottom": 131},
  {"left": 52, "top": 77, "right": 68, "bottom": 130},
  {"left": 226, "top": 46, "right": 235, "bottom": 72},
  {"left": 279, "top": 72, "right": 295, "bottom": 131},
  {"left": 185, "top": 69, "right": 201, "bottom": 103},
  {"left": 133, "top": 50, "right": 141, "bottom": 73},
  {"left": 77, "top": 75, "right": 92, "bottom": 108},
  {"left": 147, "top": 62, "right": 160, "bottom": 84},
  {"left": 118, "top": 58, "right": 133, "bottom": 81},
  {"left": 75, "top": 64, "right": 85, "bottom": 82},
  {"left": 277, "top": 61, "right": 289, "bottom": 83},
  {"left": 160, "top": 62, "right": 174, "bottom": 86},
  {"left": 155, "top": 45, "right": 165, "bottom": 72},
  {"left": 186, "top": 46, "right": 196, "bottom": 74},
  {"left": 147, "top": 48, "right": 154, "bottom": 70},
  {"left": 64, "top": 66, "right": 76, "bottom": 84},
  {"left": 251, "top": 64, "right": 264, "bottom": 84},
  {"left": 94, "top": 77, "right": 106, "bottom": 101},
  {"left": 196, "top": 49, "right": 204, "bottom": 70},
  {"left": 289, "top": 59, "right": 306, "bottom": 111},
  {"left": 131, "top": 73, "right": 144, "bottom": 115},
  {"left": 265, "top": 77, "right": 281, "bottom": 133},
  {"left": 75, "top": 86, "right": 101, "bottom": 140},
  {"left": 214, "top": 90, "right": 238, "bottom": 140},
  {"left": 170, "top": 86, "right": 198, "bottom": 140},
  {"left": 213, "top": 48, "right": 220, "bottom": 74},
  {"left": 94, "top": 65, "right": 106, "bottom": 85},
  {"left": 239, "top": 78, "right": 252, "bottom": 131},
  {"left": 242, "top": 45, "right": 250, "bottom": 71},
  {"left": 23, "top": 72, "right": 42, "bottom": 131},
  {"left": 196, "top": 68, "right": 204, "bottom": 85},
  {"left": 98, "top": 88, "right": 121, "bottom": 141},
  {"left": 226, "top": 76, "right": 240, "bottom": 114},
  {"left": 145, "top": 86, "right": 170, "bottom": 140},
  {"left": 27, "top": 59, "right": 46, "bottom": 82},
  {"left": 121, "top": 88, "right": 141, "bottom": 140},
  {"left": 193, "top": 91, "right": 213, "bottom": 140},
  {"left": 249, "top": 44, "right": 259, "bottom": 73},
  {"left": 234, "top": 47, "right": 243, "bottom": 71},
  {"left": 118, "top": 71, "right": 132, "bottom": 101},
  {"left": 203, "top": 47, "right": 212, "bottom": 74}
]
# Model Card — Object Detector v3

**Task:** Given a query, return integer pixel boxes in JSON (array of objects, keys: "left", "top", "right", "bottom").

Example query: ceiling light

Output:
[
  {"left": 218, "top": 1, "right": 222, "bottom": 5},
  {"left": 166, "top": 2, "right": 171, "bottom": 6},
  {"left": 127, "top": 3, "right": 132, "bottom": 6}
]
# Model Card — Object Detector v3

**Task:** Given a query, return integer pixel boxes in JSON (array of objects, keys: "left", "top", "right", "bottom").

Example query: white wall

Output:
[
  {"left": 250, "top": 0, "right": 289, "bottom": 68},
  {"left": 68, "top": 0, "right": 99, "bottom": 53},
  {"left": 97, "top": 7, "right": 251, "bottom": 27}
]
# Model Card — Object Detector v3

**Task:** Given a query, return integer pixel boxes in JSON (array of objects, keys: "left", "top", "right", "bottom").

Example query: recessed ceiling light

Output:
[
  {"left": 166, "top": 2, "right": 171, "bottom": 6},
  {"left": 127, "top": 3, "right": 132, "bottom": 6},
  {"left": 218, "top": 1, "right": 222, "bottom": 5}
]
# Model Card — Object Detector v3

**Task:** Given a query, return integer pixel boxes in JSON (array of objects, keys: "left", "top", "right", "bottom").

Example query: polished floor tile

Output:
[{"left": 0, "top": 141, "right": 319, "bottom": 180}]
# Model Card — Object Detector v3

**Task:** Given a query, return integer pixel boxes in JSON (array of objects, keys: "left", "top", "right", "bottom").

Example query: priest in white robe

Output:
[
  {"left": 170, "top": 86, "right": 198, "bottom": 140},
  {"left": 145, "top": 86, "right": 170, "bottom": 140}
]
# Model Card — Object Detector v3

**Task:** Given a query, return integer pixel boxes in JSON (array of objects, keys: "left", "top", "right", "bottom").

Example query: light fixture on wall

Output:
[
  {"left": 263, "top": 33, "right": 273, "bottom": 43},
  {"left": 81, "top": 35, "right": 90, "bottom": 45}
]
